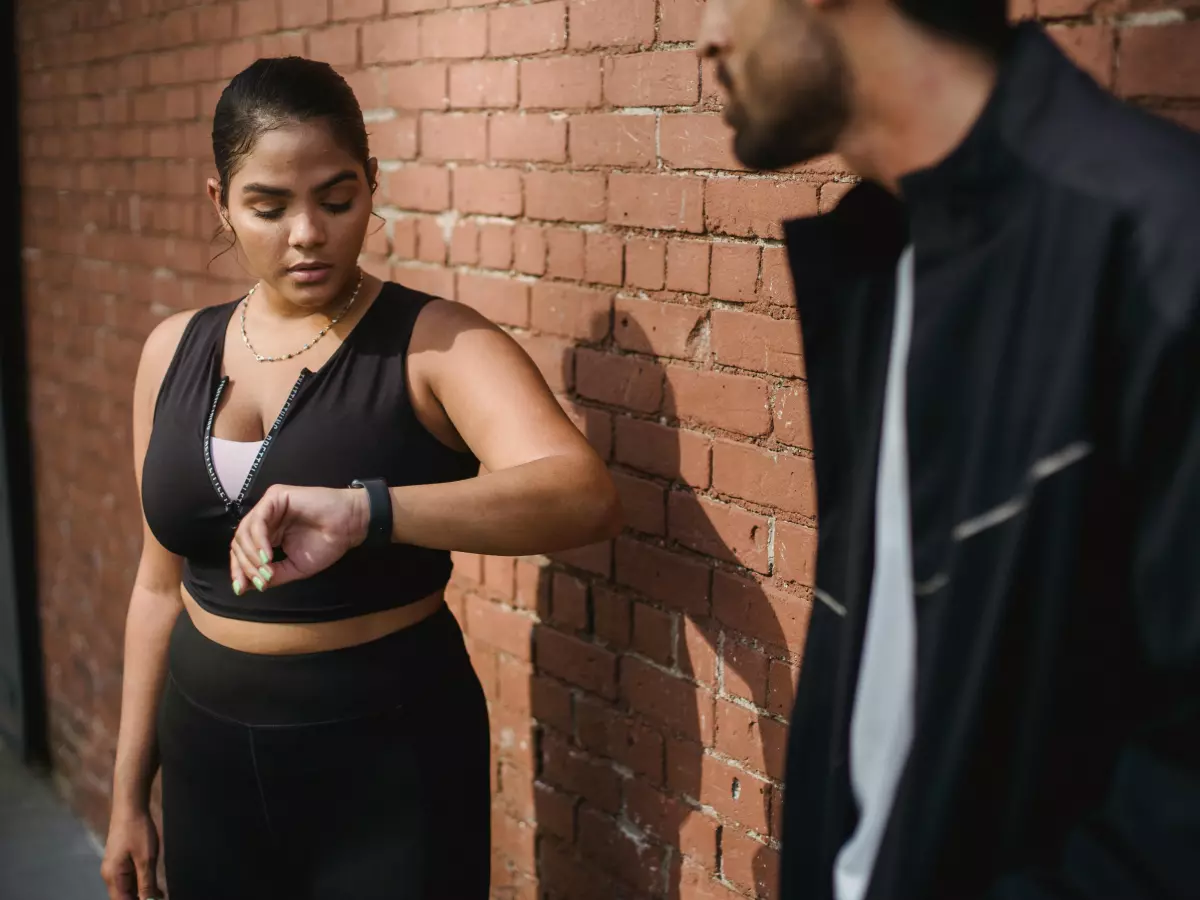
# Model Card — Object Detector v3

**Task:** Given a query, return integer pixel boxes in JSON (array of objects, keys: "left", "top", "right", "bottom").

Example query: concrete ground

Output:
[{"left": 0, "top": 743, "right": 107, "bottom": 900}]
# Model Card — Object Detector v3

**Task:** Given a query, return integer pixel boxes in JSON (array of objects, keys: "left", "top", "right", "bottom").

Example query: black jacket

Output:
[{"left": 780, "top": 23, "right": 1200, "bottom": 900}]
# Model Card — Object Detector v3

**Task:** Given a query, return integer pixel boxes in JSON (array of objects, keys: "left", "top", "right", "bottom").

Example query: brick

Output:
[
  {"left": 678, "top": 859, "right": 743, "bottom": 900},
  {"left": 525, "top": 171, "right": 607, "bottom": 222},
  {"left": 576, "top": 696, "right": 665, "bottom": 781},
  {"left": 532, "top": 675, "right": 573, "bottom": 735},
  {"left": 569, "top": 114, "right": 656, "bottom": 167},
  {"left": 609, "top": 174, "right": 704, "bottom": 232},
  {"left": 706, "top": 178, "right": 818, "bottom": 239},
  {"left": 1118, "top": 21, "right": 1200, "bottom": 98},
  {"left": 614, "top": 417, "right": 711, "bottom": 488},
  {"left": 767, "top": 659, "right": 798, "bottom": 720},
  {"left": 235, "top": 0, "right": 278, "bottom": 37},
  {"left": 497, "top": 653, "right": 534, "bottom": 715},
  {"left": 420, "top": 112, "right": 488, "bottom": 161},
  {"left": 661, "top": 114, "right": 743, "bottom": 170},
  {"left": 626, "top": 782, "right": 718, "bottom": 867},
  {"left": 393, "top": 218, "right": 419, "bottom": 259},
  {"left": 542, "top": 731, "right": 622, "bottom": 814},
  {"left": 615, "top": 537, "right": 711, "bottom": 616},
  {"left": 385, "top": 64, "right": 448, "bottom": 110},
  {"left": 562, "top": 402, "right": 614, "bottom": 463},
  {"left": 668, "top": 493, "right": 770, "bottom": 573},
  {"left": 534, "top": 780, "right": 577, "bottom": 842},
  {"left": 612, "top": 471, "right": 666, "bottom": 536},
  {"left": 421, "top": 10, "right": 488, "bottom": 59},
  {"left": 722, "top": 828, "right": 779, "bottom": 898},
  {"left": 666, "top": 241, "right": 711, "bottom": 294},
  {"left": 541, "top": 836, "right": 623, "bottom": 900},
  {"left": 709, "top": 243, "right": 760, "bottom": 304},
  {"left": 665, "top": 368, "right": 771, "bottom": 437},
  {"left": 345, "top": 69, "right": 385, "bottom": 111},
  {"left": 550, "top": 539, "right": 613, "bottom": 578},
  {"left": 370, "top": 115, "right": 419, "bottom": 160},
  {"left": 773, "top": 383, "right": 812, "bottom": 449},
  {"left": 614, "top": 297, "right": 704, "bottom": 359},
  {"left": 713, "top": 573, "right": 811, "bottom": 654},
  {"left": 713, "top": 310, "right": 804, "bottom": 377},
  {"left": 465, "top": 599, "right": 533, "bottom": 660},
  {"left": 387, "top": 165, "right": 450, "bottom": 211},
  {"left": 594, "top": 585, "right": 632, "bottom": 648},
  {"left": 760, "top": 246, "right": 795, "bottom": 306},
  {"left": 517, "top": 333, "right": 573, "bottom": 393},
  {"left": 625, "top": 239, "right": 666, "bottom": 290},
  {"left": 394, "top": 263, "right": 456, "bottom": 299},
  {"left": 550, "top": 571, "right": 589, "bottom": 631},
  {"left": 477, "top": 223, "right": 516, "bottom": 271},
  {"left": 514, "top": 225, "right": 547, "bottom": 274},
  {"left": 537, "top": 627, "right": 617, "bottom": 698},
  {"left": 604, "top": 51, "right": 699, "bottom": 106},
  {"left": 457, "top": 272, "right": 530, "bottom": 327},
  {"left": 520, "top": 56, "right": 603, "bottom": 109},
  {"left": 621, "top": 656, "right": 715, "bottom": 744},
  {"left": 576, "top": 348, "right": 663, "bottom": 413},
  {"left": 531, "top": 282, "right": 612, "bottom": 340},
  {"left": 546, "top": 228, "right": 585, "bottom": 279},
  {"left": 490, "top": 113, "right": 567, "bottom": 162},
  {"left": 450, "top": 60, "right": 518, "bottom": 108},
  {"left": 493, "top": 810, "right": 537, "bottom": 874},
  {"left": 1049, "top": 24, "right": 1113, "bottom": 88},
  {"left": 280, "top": 0, "right": 328, "bottom": 28},
  {"left": 775, "top": 520, "right": 816, "bottom": 587},
  {"left": 680, "top": 616, "right": 719, "bottom": 689},
  {"left": 362, "top": 17, "right": 420, "bottom": 64},
  {"left": 722, "top": 641, "right": 769, "bottom": 707},
  {"left": 453, "top": 166, "right": 522, "bottom": 215},
  {"left": 490, "top": 1, "right": 567, "bottom": 57},
  {"left": 336, "top": 0, "right": 385, "bottom": 18},
  {"left": 390, "top": 0, "right": 447, "bottom": 10},
  {"left": 700, "top": 755, "right": 770, "bottom": 833},
  {"left": 578, "top": 805, "right": 664, "bottom": 893},
  {"left": 660, "top": 0, "right": 706, "bottom": 42},
  {"left": 713, "top": 440, "right": 816, "bottom": 517},
  {"left": 485, "top": 555, "right": 517, "bottom": 599},
  {"left": 569, "top": 0, "right": 655, "bottom": 50},
  {"left": 416, "top": 215, "right": 446, "bottom": 263},
  {"left": 585, "top": 232, "right": 624, "bottom": 285}
]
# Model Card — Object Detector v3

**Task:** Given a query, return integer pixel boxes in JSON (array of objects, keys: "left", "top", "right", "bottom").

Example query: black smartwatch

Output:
[{"left": 350, "top": 478, "right": 392, "bottom": 548}]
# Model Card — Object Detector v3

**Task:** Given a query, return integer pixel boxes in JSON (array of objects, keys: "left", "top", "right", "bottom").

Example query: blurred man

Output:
[{"left": 700, "top": 3, "right": 1200, "bottom": 899}]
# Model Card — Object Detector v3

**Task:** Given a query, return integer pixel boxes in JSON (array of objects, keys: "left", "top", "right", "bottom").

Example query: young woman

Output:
[{"left": 100, "top": 57, "right": 620, "bottom": 900}]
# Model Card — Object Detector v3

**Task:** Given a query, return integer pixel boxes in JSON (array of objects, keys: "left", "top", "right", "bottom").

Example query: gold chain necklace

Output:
[{"left": 240, "top": 269, "right": 364, "bottom": 363}]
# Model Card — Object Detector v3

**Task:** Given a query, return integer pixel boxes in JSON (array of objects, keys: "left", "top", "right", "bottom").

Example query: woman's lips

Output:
[{"left": 288, "top": 264, "right": 332, "bottom": 284}]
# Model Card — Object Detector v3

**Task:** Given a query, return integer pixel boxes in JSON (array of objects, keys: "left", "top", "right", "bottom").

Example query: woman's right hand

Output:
[{"left": 101, "top": 807, "right": 162, "bottom": 900}]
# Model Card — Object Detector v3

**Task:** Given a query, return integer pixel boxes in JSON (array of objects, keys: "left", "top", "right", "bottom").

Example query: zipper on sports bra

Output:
[{"left": 203, "top": 369, "right": 311, "bottom": 519}]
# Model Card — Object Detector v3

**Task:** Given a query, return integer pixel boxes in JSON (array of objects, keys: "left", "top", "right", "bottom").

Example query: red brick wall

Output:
[{"left": 15, "top": 1, "right": 1199, "bottom": 897}]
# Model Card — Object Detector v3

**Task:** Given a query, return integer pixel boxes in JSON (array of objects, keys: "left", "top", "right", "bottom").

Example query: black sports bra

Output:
[{"left": 141, "top": 283, "right": 479, "bottom": 623}]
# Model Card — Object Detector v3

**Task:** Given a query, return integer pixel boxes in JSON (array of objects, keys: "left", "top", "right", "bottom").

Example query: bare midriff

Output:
[{"left": 180, "top": 586, "right": 447, "bottom": 655}]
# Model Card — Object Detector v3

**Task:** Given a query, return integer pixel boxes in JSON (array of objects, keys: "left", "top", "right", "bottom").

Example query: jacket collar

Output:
[{"left": 785, "top": 22, "right": 1071, "bottom": 278}]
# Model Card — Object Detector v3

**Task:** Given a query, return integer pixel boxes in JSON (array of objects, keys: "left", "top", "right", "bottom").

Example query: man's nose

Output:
[{"left": 697, "top": 0, "right": 731, "bottom": 60}]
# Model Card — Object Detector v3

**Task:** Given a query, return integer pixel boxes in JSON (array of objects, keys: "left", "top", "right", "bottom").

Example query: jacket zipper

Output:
[{"left": 203, "top": 369, "right": 311, "bottom": 519}]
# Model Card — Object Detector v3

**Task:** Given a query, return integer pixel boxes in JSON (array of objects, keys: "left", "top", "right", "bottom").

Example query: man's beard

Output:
[{"left": 731, "top": 36, "right": 852, "bottom": 171}]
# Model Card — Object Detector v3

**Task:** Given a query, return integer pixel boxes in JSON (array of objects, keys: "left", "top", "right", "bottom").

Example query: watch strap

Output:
[{"left": 350, "top": 478, "right": 392, "bottom": 548}]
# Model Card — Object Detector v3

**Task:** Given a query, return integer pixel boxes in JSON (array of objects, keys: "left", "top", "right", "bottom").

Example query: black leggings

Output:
[{"left": 157, "top": 604, "right": 491, "bottom": 900}]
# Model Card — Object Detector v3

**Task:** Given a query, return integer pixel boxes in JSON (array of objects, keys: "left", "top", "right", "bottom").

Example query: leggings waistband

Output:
[{"left": 167, "top": 604, "right": 472, "bottom": 727}]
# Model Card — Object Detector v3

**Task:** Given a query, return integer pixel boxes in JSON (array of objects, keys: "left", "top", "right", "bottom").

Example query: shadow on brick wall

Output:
[{"left": 493, "top": 309, "right": 804, "bottom": 900}]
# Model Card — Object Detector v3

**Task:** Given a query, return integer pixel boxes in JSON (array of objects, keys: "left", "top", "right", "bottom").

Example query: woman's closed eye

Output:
[{"left": 252, "top": 200, "right": 355, "bottom": 221}]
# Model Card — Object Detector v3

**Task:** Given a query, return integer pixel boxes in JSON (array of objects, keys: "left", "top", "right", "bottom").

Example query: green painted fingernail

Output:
[
  {"left": 259, "top": 549, "right": 270, "bottom": 565},
  {"left": 252, "top": 576, "right": 265, "bottom": 592},
  {"left": 233, "top": 580, "right": 243, "bottom": 596},
  {"left": 258, "top": 566, "right": 272, "bottom": 582}
]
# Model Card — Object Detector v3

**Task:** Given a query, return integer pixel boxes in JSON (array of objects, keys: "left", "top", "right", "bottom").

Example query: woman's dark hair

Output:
[
  {"left": 211, "top": 57, "right": 374, "bottom": 208},
  {"left": 896, "top": 0, "right": 1011, "bottom": 55}
]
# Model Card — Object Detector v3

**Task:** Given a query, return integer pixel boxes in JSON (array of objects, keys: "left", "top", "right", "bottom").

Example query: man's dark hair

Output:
[{"left": 897, "top": 0, "right": 1011, "bottom": 54}]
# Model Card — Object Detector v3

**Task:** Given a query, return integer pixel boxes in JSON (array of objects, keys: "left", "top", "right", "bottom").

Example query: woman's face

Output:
[{"left": 210, "top": 120, "right": 377, "bottom": 310}]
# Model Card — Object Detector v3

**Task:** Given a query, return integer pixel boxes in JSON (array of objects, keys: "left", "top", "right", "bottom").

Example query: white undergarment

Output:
[{"left": 210, "top": 437, "right": 264, "bottom": 497}]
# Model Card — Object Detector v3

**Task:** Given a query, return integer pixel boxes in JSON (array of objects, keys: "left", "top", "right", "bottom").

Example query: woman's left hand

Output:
[{"left": 230, "top": 484, "right": 369, "bottom": 593}]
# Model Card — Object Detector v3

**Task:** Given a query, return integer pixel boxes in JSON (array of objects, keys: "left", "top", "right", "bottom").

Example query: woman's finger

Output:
[
  {"left": 234, "top": 515, "right": 273, "bottom": 589},
  {"left": 230, "top": 536, "right": 262, "bottom": 593}
]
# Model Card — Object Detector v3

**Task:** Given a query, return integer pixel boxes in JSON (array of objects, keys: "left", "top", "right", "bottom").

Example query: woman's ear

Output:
[
  {"left": 366, "top": 158, "right": 380, "bottom": 193},
  {"left": 206, "top": 177, "right": 230, "bottom": 227}
]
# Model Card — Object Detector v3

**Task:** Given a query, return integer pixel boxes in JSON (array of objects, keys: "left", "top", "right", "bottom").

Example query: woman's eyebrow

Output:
[{"left": 241, "top": 171, "right": 359, "bottom": 197}]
